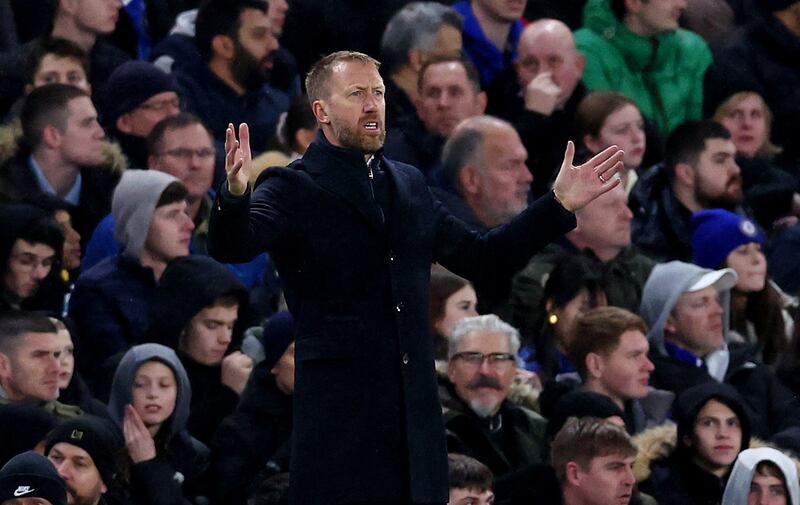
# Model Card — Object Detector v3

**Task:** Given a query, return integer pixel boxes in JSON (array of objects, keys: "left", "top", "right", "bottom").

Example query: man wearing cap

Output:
[
  {"left": 0, "top": 451, "right": 67, "bottom": 505},
  {"left": 102, "top": 61, "right": 181, "bottom": 170},
  {"left": 44, "top": 416, "right": 121, "bottom": 505},
  {"left": 639, "top": 260, "right": 800, "bottom": 440}
]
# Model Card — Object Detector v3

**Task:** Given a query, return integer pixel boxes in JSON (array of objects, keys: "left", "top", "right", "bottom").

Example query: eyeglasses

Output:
[
  {"left": 10, "top": 252, "right": 55, "bottom": 272},
  {"left": 159, "top": 148, "right": 215, "bottom": 160},
  {"left": 137, "top": 97, "right": 180, "bottom": 112},
  {"left": 452, "top": 352, "right": 515, "bottom": 368}
]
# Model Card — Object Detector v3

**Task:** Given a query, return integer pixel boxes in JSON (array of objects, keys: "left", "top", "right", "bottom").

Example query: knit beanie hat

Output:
[
  {"left": 691, "top": 209, "right": 765, "bottom": 269},
  {"left": 103, "top": 61, "right": 179, "bottom": 128},
  {"left": 0, "top": 451, "right": 67, "bottom": 505},
  {"left": 112, "top": 170, "right": 180, "bottom": 260},
  {"left": 0, "top": 404, "right": 57, "bottom": 468},
  {"left": 261, "top": 311, "right": 295, "bottom": 371},
  {"left": 45, "top": 415, "right": 122, "bottom": 486}
]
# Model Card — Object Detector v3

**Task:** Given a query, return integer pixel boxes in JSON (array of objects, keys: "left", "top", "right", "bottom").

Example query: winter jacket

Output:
[
  {"left": 210, "top": 360, "right": 292, "bottom": 505},
  {"left": 510, "top": 238, "right": 655, "bottom": 347},
  {"left": 574, "top": 0, "right": 712, "bottom": 134},
  {"left": 108, "top": 344, "right": 210, "bottom": 505},
  {"left": 640, "top": 262, "right": 800, "bottom": 440},
  {"left": 0, "top": 120, "right": 125, "bottom": 250}
]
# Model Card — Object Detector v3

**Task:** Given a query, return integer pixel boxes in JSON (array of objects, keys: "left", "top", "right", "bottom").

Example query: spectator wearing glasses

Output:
[
  {"left": 101, "top": 61, "right": 181, "bottom": 170},
  {"left": 82, "top": 113, "right": 270, "bottom": 302},
  {"left": 441, "top": 314, "right": 548, "bottom": 505}
]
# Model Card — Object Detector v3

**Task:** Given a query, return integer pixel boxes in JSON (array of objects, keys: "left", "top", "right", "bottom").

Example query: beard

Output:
[
  {"left": 328, "top": 115, "right": 386, "bottom": 153},
  {"left": 231, "top": 41, "right": 271, "bottom": 92},
  {"left": 695, "top": 174, "right": 744, "bottom": 210}
]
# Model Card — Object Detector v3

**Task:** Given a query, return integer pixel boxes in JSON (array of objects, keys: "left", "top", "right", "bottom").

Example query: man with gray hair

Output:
[
  {"left": 380, "top": 2, "right": 464, "bottom": 127},
  {"left": 442, "top": 314, "right": 547, "bottom": 504},
  {"left": 434, "top": 115, "right": 532, "bottom": 230}
]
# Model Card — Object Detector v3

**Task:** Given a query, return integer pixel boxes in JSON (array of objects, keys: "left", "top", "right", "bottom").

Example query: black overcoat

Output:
[{"left": 208, "top": 134, "right": 576, "bottom": 505}]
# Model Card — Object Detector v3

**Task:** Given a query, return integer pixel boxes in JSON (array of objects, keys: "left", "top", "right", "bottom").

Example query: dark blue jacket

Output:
[{"left": 208, "top": 132, "right": 577, "bottom": 505}]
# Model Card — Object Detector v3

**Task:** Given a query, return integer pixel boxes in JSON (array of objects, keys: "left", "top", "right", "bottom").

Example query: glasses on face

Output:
[
  {"left": 452, "top": 351, "right": 515, "bottom": 369},
  {"left": 137, "top": 97, "right": 180, "bottom": 112},
  {"left": 159, "top": 148, "right": 215, "bottom": 160},
  {"left": 10, "top": 252, "right": 55, "bottom": 272}
]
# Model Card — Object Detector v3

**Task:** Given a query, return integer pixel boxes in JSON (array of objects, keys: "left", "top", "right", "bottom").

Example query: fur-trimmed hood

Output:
[
  {"left": 0, "top": 119, "right": 128, "bottom": 174},
  {"left": 632, "top": 424, "right": 800, "bottom": 483}
]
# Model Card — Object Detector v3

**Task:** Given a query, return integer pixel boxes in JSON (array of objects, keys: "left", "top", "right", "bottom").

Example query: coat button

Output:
[
  {"left": 389, "top": 251, "right": 395, "bottom": 262},
  {"left": 402, "top": 353, "right": 410, "bottom": 364},
  {"left": 396, "top": 302, "right": 404, "bottom": 312}
]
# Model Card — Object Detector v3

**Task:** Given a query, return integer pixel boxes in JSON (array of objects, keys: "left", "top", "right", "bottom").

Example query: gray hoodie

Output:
[
  {"left": 640, "top": 261, "right": 737, "bottom": 355},
  {"left": 107, "top": 343, "right": 192, "bottom": 438},
  {"left": 721, "top": 447, "right": 800, "bottom": 505}
]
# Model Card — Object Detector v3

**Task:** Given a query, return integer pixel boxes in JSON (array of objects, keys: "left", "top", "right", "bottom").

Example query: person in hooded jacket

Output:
[
  {"left": 107, "top": 343, "right": 210, "bottom": 505},
  {"left": 639, "top": 382, "right": 752, "bottom": 505},
  {"left": 721, "top": 447, "right": 800, "bottom": 505},
  {"left": 210, "top": 311, "right": 294, "bottom": 505},
  {"left": 640, "top": 261, "right": 800, "bottom": 441},
  {"left": 0, "top": 203, "right": 65, "bottom": 314},
  {"left": 144, "top": 254, "right": 251, "bottom": 444}
]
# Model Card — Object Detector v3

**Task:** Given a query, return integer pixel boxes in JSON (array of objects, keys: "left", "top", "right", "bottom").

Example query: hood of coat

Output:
[
  {"left": 721, "top": 447, "right": 800, "bottom": 505},
  {"left": 0, "top": 119, "right": 128, "bottom": 173},
  {"left": 107, "top": 343, "right": 192, "bottom": 438}
]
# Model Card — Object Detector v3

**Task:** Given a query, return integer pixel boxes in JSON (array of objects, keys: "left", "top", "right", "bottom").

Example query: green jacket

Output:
[
  {"left": 574, "top": 0, "right": 712, "bottom": 134},
  {"left": 509, "top": 240, "right": 656, "bottom": 346}
]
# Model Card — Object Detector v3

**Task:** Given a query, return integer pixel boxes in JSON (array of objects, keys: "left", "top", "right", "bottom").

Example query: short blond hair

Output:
[{"left": 304, "top": 51, "right": 380, "bottom": 105}]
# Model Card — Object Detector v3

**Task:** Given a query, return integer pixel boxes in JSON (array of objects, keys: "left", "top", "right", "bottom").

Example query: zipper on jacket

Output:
[{"left": 366, "top": 156, "right": 385, "bottom": 225}]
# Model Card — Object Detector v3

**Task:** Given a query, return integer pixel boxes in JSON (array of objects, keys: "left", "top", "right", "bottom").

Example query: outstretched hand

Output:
[
  {"left": 552, "top": 141, "right": 623, "bottom": 212},
  {"left": 225, "top": 122, "right": 251, "bottom": 196}
]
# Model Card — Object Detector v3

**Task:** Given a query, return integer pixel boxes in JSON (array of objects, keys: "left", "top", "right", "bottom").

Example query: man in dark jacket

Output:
[
  {"left": 640, "top": 383, "right": 751, "bottom": 505},
  {"left": 630, "top": 121, "right": 744, "bottom": 262},
  {"left": 442, "top": 314, "right": 548, "bottom": 505},
  {"left": 45, "top": 415, "right": 124, "bottom": 505},
  {"left": 640, "top": 261, "right": 800, "bottom": 440},
  {"left": 486, "top": 18, "right": 588, "bottom": 198},
  {"left": 210, "top": 51, "right": 623, "bottom": 505},
  {"left": 145, "top": 254, "right": 252, "bottom": 444},
  {"left": 0, "top": 84, "right": 120, "bottom": 246},
  {"left": 704, "top": 0, "right": 800, "bottom": 167},
  {"left": 211, "top": 311, "right": 294, "bottom": 505}
]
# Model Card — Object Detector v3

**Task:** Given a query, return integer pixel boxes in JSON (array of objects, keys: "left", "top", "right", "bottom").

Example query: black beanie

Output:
[
  {"left": 261, "top": 311, "right": 295, "bottom": 371},
  {"left": 547, "top": 390, "right": 625, "bottom": 439},
  {"left": 0, "top": 404, "right": 57, "bottom": 468},
  {"left": 103, "top": 61, "right": 179, "bottom": 128},
  {"left": 45, "top": 416, "right": 122, "bottom": 486},
  {"left": 0, "top": 451, "right": 67, "bottom": 505}
]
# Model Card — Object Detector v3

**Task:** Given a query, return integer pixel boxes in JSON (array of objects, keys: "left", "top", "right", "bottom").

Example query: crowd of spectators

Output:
[{"left": 1, "top": 0, "right": 800, "bottom": 504}]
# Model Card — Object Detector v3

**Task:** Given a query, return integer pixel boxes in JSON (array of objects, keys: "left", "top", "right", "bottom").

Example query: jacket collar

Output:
[{"left": 302, "top": 131, "right": 413, "bottom": 234}]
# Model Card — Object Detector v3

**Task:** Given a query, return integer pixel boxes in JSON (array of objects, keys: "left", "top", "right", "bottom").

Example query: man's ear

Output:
[
  {"left": 565, "top": 461, "right": 582, "bottom": 486},
  {"left": 312, "top": 100, "right": 330, "bottom": 125},
  {"left": 408, "top": 48, "right": 424, "bottom": 72},
  {"left": 0, "top": 351, "right": 11, "bottom": 380},
  {"left": 116, "top": 113, "right": 134, "bottom": 135},
  {"left": 586, "top": 352, "right": 604, "bottom": 379},
  {"left": 674, "top": 162, "right": 695, "bottom": 189},
  {"left": 211, "top": 34, "right": 235, "bottom": 61},
  {"left": 476, "top": 91, "right": 488, "bottom": 114},
  {"left": 663, "top": 314, "right": 678, "bottom": 338},
  {"left": 458, "top": 165, "right": 481, "bottom": 197},
  {"left": 41, "top": 124, "right": 63, "bottom": 149}
]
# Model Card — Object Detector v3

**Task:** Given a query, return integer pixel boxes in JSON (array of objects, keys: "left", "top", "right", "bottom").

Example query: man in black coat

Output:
[{"left": 209, "top": 50, "right": 623, "bottom": 505}]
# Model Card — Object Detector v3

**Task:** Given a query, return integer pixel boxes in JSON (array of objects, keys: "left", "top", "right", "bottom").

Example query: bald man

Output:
[{"left": 486, "top": 19, "right": 587, "bottom": 198}]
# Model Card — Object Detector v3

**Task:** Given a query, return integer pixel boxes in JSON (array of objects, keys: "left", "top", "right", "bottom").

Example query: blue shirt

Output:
[
  {"left": 29, "top": 155, "right": 82, "bottom": 205},
  {"left": 452, "top": 1, "right": 523, "bottom": 86}
]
